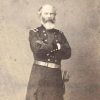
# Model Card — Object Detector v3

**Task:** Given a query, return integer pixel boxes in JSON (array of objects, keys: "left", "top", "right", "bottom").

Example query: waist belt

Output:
[{"left": 34, "top": 60, "right": 61, "bottom": 68}]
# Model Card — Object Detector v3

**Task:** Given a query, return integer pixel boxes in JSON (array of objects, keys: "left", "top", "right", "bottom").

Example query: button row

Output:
[
  {"left": 47, "top": 59, "right": 57, "bottom": 62},
  {"left": 46, "top": 54, "right": 54, "bottom": 58},
  {"left": 50, "top": 49, "right": 58, "bottom": 53}
]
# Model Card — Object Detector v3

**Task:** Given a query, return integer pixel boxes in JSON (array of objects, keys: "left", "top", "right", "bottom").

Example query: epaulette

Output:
[
  {"left": 32, "top": 28, "right": 39, "bottom": 32},
  {"left": 55, "top": 29, "right": 63, "bottom": 35},
  {"left": 58, "top": 30, "right": 63, "bottom": 34},
  {"left": 54, "top": 28, "right": 63, "bottom": 33}
]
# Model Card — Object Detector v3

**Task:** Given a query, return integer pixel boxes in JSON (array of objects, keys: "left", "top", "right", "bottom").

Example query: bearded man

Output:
[{"left": 26, "top": 4, "right": 71, "bottom": 100}]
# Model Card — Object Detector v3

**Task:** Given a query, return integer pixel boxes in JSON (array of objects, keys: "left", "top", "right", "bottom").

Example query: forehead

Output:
[{"left": 42, "top": 5, "right": 56, "bottom": 14}]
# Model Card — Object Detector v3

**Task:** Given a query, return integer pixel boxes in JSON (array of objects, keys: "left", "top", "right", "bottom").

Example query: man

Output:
[{"left": 26, "top": 4, "right": 71, "bottom": 100}]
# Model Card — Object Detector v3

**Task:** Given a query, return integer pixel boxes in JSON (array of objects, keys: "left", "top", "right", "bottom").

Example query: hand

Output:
[
  {"left": 62, "top": 71, "right": 70, "bottom": 82},
  {"left": 35, "top": 40, "right": 46, "bottom": 48},
  {"left": 36, "top": 40, "right": 44, "bottom": 44},
  {"left": 36, "top": 40, "right": 47, "bottom": 45},
  {"left": 57, "top": 43, "right": 61, "bottom": 50}
]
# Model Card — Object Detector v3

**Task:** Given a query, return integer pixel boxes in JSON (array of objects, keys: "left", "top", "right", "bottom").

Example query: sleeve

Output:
[
  {"left": 60, "top": 32, "right": 71, "bottom": 59},
  {"left": 29, "top": 30, "right": 53, "bottom": 55},
  {"left": 54, "top": 32, "right": 71, "bottom": 60}
]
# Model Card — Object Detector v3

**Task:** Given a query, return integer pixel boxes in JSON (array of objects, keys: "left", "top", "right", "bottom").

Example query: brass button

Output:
[
  {"left": 48, "top": 59, "right": 50, "bottom": 61},
  {"left": 43, "top": 30, "right": 45, "bottom": 33},
  {"left": 51, "top": 50, "right": 53, "bottom": 53},
  {"left": 55, "top": 60, "right": 57, "bottom": 62},
  {"left": 53, "top": 49, "right": 55, "bottom": 52},
  {"left": 56, "top": 40, "right": 58, "bottom": 42},
  {"left": 44, "top": 33, "right": 47, "bottom": 36},
  {"left": 46, "top": 53, "right": 49, "bottom": 56},
  {"left": 54, "top": 35, "right": 57, "bottom": 37},
  {"left": 44, "top": 39, "right": 47, "bottom": 42}
]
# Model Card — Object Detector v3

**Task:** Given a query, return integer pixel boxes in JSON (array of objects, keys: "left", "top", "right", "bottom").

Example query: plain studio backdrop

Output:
[{"left": 0, "top": 0, "right": 100, "bottom": 100}]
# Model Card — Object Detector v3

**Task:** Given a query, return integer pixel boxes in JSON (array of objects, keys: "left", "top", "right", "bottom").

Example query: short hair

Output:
[{"left": 38, "top": 4, "right": 57, "bottom": 16}]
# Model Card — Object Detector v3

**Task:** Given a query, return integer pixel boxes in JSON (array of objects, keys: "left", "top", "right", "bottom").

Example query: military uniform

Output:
[{"left": 26, "top": 25, "right": 71, "bottom": 100}]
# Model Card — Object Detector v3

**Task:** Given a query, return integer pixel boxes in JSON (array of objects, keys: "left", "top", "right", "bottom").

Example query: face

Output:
[{"left": 40, "top": 5, "right": 56, "bottom": 29}]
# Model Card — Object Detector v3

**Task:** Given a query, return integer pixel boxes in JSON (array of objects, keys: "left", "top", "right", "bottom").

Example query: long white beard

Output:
[{"left": 41, "top": 21, "right": 55, "bottom": 30}]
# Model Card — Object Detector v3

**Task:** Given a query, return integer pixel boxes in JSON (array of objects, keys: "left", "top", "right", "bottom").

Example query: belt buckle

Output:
[
  {"left": 48, "top": 63, "right": 55, "bottom": 68},
  {"left": 34, "top": 60, "right": 60, "bottom": 68}
]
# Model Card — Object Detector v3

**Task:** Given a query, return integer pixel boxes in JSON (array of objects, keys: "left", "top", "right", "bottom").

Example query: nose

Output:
[{"left": 47, "top": 13, "right": 51, "bottom": 18}]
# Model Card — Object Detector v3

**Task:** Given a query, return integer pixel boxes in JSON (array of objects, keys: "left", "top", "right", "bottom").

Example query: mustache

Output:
[
  {"left": 42, "top": 18, "right": 55, "bottom": 23},
  {"left": 46, "top": 19, "right": 55, "bottom": 23}
]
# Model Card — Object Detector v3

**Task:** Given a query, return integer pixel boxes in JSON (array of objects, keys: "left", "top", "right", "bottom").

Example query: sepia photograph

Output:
[{"left": 0, "top": 0, "right": 100, "bottom": 100}]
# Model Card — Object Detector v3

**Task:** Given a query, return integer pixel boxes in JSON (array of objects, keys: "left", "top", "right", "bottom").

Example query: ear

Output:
[{"left": 38, "top": 6, "right": 42, "bottom": 16}]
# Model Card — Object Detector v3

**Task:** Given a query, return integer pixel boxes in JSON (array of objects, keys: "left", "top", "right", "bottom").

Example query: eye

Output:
[
  {"left": 50, "top": 13, "right": 54, "bottom": 15},
  {"left": 50, "top": 13, "right": 55, "bottom": 16},
  {"left": 44, "top": 12, "right": 49, "bottom": 15}
]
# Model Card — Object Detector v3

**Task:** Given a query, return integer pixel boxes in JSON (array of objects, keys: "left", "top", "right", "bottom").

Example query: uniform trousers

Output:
[{"left": 26, "top": 64, "right": 65, "bottom": 100}]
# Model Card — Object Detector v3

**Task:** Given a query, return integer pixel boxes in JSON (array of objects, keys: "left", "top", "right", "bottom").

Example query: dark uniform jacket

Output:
[{"left": 29, "top": 25, "right": 71, "bottom": 65}]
